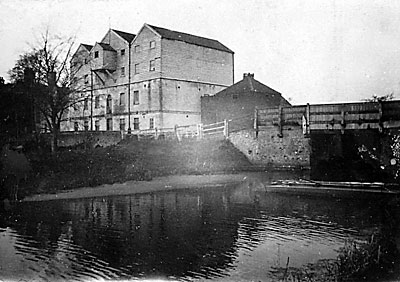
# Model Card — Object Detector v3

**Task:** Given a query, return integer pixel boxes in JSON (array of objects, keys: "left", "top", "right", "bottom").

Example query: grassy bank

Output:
[{"left": 22, "top": 138, "right": 253, "bottom": 195}]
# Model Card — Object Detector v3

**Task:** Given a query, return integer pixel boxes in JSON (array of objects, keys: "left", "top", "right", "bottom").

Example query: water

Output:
[{"left": 0, "top": 174, "right": 396, "bottom": 281}]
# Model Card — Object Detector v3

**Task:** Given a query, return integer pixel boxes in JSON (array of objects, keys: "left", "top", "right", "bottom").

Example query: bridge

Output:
[
  {"left": 228, "top": 100, "right": 400, "bottom": 182},
  {"left": 255, "top": 100, "right": 400, "bottom": 135}
]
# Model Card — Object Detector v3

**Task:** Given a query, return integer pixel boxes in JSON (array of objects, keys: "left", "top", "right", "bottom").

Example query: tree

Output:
[
  {"left": 8, "top": 29, "right": 87, "bottom": 153},
  {"left": 364, "top": 93, "right": 395, "bottom": 103}
]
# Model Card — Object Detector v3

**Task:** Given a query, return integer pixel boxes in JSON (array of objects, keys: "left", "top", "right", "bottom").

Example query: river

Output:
[{"left": 0, "top": 172, "right": 398, "bottom": 281}]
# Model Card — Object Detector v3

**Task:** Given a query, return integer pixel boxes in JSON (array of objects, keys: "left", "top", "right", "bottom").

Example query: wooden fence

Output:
[
  {"left": 133, "top": 121, "right": 228, "bottom": 141},
  {"left": 255, "top": 100, "right": 400, "bottom": 134}
]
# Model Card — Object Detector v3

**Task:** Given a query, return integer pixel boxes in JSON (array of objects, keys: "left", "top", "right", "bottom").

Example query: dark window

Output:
[
  {"left": 94, "top": 51, "right": 99, "bottom": 58},
  {"left": 84, "top": 120, "right": 89, "bottom": 131},
  {"left": 120, "top": 92, "right": 125, "bottom": 105},
  {"left": 106, "top": 94, "right": 112, "bottom": 114},
  {"left": 149, "top": 60, "right": 155, "bottom": 71},
  {"left": 121, "top": 67, "right": 125, "bottom": 76},
  {"left": 84, "top": 98, "right": 88, "bottom": 110},
  {"left": 106, "top": 118, "right": 113, "bottom": 131},
  {"left": 84, "top": 74, "right": 89, "bottom": 84},
  {"left": 149, "top": 118, "right": 154, "bottom": 129},
  {"left": 74, "top": 122, "right": 79, "bottom": 131},
  {"left": 233, "top": 94, "right": 239, "bottom": 100},
  {"left": 133, "top": 118, "right": 139, "bottom": 130},
  {"left": 120, "top": 118, "right": 125, "bottom": 131},
  {"left": 133, "top": 91, "right": 139, "bottom": 105},
  {"left": 95, "top": 120, "right": 100, "bottom": 131},
  {"left": 121, "top": 49, "right": 125, "bottom": 56},
  {"left": 95, "top": 95, "right": 100, "bottom": 108}
]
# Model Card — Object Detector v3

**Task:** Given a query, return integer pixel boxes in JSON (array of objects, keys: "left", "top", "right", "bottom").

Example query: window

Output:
[
  {"left": 106, "top": 118, "right": 113, "bottom": 131},
  {"left": 134, "top": 63, "right": 139, "bottom": 74},
  {"left": 95, "top": 95, "right": 100, "bottom": 108},
  {"left": 149, "top": 118, "right": 154, "bottom": 129},
  {"left": 150, "top": 41, "right": 156, "bottom": 49},
  {"left": 74, "top": 122, "right": 79, "bottom": 131},
  {"left": 106, "top": 95, "right": 112, "bottom": 114},
  {"left": 149, "top": 60, "right": 155, "bottom": 71},
  {"left": 133, "top": 90, "right": 139, "bottom": 105},
  {"left": 133, "top": 118, "right": 139, "bottom": 130},
  {"left": 94, "top": 51, "right": 99, "bottom": 58},
  {"left": 95, "top": 120, "right": 100, "bottom": 131},
  {"left": 232, "top": 94, "right": 239, "bottom": 100},
  {"left": 120, "top": 92, "right": 125, "bottom": 105},
  {"left": 84, "top": 74, "right": 89, "bottom": 84},
  {"left": 84, "top": 120, "right": 89, "bottom": 131},
  {"left": 120, "top": 49, "right": 125, "bottom": 56},
  {"left": 120, "top": 118, "right": 126, "bottom": 131},
  {"left": 84, "top": 98, "right": 88, "bottom": 110},
  {"left": 134, "top": 45, "right": 140, "bottom": 53},
  {"left": 121, "top": 67, "right": 125, "bottom": 76}
]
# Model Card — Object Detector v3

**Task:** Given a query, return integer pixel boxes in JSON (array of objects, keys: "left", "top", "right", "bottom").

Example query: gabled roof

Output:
[
  {"left": 81, "top": 44, "right": 93, "bottom": 51},
  {"left": 147, "top": 24, "right": 234, "bottom": 54},
  {"left": 215, "top": 73, "right": 290, "bottom": 105},
  {"left": 96, "top": 42, "right": 116, "bottom": 52},
  {"left": 111, "top": 29, "right": 136, "bottom": 43}
]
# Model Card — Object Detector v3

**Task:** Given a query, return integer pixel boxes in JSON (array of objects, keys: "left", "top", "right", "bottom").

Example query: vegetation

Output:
[
  {"left": 7, "top": 28, "right": 88, "bottom": 153},
  {"left": 18, "top": 138, "right": 252, "bottom": 196},
  {"left": 270, "top": 197, "right": 400, "bottom": 281}
]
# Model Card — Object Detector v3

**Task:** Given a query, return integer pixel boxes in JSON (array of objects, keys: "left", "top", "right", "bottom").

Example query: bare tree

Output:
[
  {"left": 9, "top": 28, "right": 89, "bottom": 153},
  {"left": 364, "top": 93, "right": 395, "bottom": 103}
]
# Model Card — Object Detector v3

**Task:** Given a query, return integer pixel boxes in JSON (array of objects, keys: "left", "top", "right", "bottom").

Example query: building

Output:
[
  {"left": 201, "top": 73, "right": 290, "bottom": 128},
  {"left": 63, "top": 23, "right": 234, "bottom": 133}
]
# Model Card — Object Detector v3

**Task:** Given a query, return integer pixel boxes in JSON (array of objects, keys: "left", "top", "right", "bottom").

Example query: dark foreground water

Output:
[{"left": 0, "top": 173, "right": 398, "bottom": 281}]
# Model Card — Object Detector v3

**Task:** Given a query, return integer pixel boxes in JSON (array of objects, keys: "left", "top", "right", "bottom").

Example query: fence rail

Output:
[{"left": 255, "top": 100, "right": 400, "bottom": 134}]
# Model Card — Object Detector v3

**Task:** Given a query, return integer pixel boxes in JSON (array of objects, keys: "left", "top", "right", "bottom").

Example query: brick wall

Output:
[
  {"left": 161, "top": 39, "right": 233, "bottom": 85},
  {"left": 229, "top": 126, "right": 310, "bottom": 169}
]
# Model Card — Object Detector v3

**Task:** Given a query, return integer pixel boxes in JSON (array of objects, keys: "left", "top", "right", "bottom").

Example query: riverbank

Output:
[{"left": 23, "top": 174, "right": 248, "bottom": 202}]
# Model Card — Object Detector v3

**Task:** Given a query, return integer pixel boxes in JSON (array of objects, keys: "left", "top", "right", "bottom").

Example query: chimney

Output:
[{"left": 243, "top": 73, "right": 254, "bottom": 79}]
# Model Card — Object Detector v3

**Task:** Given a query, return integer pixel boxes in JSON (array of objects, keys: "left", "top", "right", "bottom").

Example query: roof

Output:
[
  {"left": 147, "top": 24, "right": 234, "bottom": 54},
  {"left": 97, "top": 42, "right": 116, "bottom": 52},
  {"left": 81, "top": 44, "right": 93, "bottom": 51},
  {"left": 215, "top": 73, "right": 290, "bottom": 105},
  {"left": 112, "top": 29, "right": 136, "bottom": 43}
]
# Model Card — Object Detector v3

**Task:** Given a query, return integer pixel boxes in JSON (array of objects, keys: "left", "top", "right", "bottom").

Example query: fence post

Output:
[
  {"left": 197, "top": 123, "right": 203, "bottom": 139},
  {"left": 254, "top": 108, "right": 259, "bottom": 138},
  {"left": 306, "top": 103, "right": 310, "bottom": 135},
  {"left": 223, "top": 119, "right": 228, "bottom": 138},
  {"left": 278, "top": 106, "right": 283, "bottom": 137},
  {"left": 340, "top": 106, "right": 346, "bottom": 134},
  {"left": 378, "top": 101, "right": 384, "bottom": 133}
]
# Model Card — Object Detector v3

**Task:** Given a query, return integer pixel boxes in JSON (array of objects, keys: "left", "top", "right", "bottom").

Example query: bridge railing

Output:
[{"left": 255, "top": 100, "right": 400, "bottom": 134}]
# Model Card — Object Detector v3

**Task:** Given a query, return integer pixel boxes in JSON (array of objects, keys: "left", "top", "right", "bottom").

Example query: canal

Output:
[{"left": 0, "top": 172, "right": 399, "bottom": 281}]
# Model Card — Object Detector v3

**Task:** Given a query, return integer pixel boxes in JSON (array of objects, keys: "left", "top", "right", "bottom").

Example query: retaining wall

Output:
[{"left": 229, "top": 125, "right": 310, "bottom": 169}]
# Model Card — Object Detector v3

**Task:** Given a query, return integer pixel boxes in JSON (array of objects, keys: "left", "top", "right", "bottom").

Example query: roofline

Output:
[
  {"left": 110, "top": 28, "right": 136, "bottom": 43},
  {"left": 130, "top": 23, "right": 162, "bottom": 45}
]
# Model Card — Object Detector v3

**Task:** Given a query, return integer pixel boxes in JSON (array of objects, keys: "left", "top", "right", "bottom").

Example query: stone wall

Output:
[{"left": 228, "top": 126, "right": 310, "bottom": 169}]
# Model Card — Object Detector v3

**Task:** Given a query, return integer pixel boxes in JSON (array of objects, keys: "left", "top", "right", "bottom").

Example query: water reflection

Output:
[{"left": 0, "top": 178, "right": 391, "bottom": 281}]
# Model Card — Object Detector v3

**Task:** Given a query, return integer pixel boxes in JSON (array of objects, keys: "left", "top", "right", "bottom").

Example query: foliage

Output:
[
  {"left": 7, "top": 28, "right": 87, "bottom": 152},
  {"left": 364, "top": 93, "right": 394, "bottom": 102}
]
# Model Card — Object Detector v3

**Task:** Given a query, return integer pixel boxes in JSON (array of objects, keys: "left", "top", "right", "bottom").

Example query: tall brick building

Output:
[{"left": 63, "top": 23, "right": 234, "bottom": 132}]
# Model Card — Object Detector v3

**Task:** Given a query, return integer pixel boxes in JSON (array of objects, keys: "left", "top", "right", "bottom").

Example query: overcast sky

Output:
[{"left": 1, "top": 0, "right": 400, "bottom": 104}]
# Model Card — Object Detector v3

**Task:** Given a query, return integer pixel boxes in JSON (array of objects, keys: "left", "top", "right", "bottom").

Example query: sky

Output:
[{"left": 1, "top": 0, "right": 400, "bottom": 105}]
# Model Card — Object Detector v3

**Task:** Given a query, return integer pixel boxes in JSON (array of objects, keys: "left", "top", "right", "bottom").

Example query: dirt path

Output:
[{"left": 23, "top": 174, "right": 249, "bottom": 202}]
